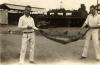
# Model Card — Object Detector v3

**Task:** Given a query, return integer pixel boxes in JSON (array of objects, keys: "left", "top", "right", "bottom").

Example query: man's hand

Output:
[
  {"left": 33, "top": 27, "right": 40, "bottom": 31},
  {"left": 35, "top": 28, "right": 40, "bottom": 31}
]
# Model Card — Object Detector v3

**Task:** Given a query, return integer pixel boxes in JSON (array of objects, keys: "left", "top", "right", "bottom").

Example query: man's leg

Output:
[
  {"left": 29, "top": 33, "right": 35, "bottom": 62},
  {"left": 19, "top": 34, "right": 28, "bottom": 63},
  {"left": 92, "top": 29, "right": 100, "bottom": 60},
  {"left": 81, "top": 31, "right": 91, "bottom": 58}
]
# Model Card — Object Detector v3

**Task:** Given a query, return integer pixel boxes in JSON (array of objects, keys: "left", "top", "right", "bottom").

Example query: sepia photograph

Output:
[{"left": 0, "top": 0, "right": 100, "bottom": 65}]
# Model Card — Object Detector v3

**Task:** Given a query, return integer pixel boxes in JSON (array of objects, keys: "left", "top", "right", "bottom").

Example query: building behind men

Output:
[{"left": 0, "top": 3, "right": 46, "bottom": 25}]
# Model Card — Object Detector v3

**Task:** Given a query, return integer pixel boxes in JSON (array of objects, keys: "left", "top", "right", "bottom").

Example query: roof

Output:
[
  {"left": 0, "top": 3, "right": 45, "bottom": 11},
  {"left": 0, "top": 4, "right": 10, "bottom": 10}
]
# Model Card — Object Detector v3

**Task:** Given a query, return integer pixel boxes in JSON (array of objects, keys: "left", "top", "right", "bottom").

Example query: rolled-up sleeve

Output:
[{"left": 32, "top": 18, "right": 38, "bottom": 30}]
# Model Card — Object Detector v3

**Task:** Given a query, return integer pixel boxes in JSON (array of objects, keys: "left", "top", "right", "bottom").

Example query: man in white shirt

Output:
[
  {"left": 81, "top": 5, "right": 100, "bottom": 61},
  {"left": 18, "top": 5, "right": 39, "bottom": 64}
]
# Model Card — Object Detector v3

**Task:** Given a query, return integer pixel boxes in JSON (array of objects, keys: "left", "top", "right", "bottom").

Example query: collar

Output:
[
  {"left": 90, "top": 13, "right": 98, "bottom": 17},
  {"left": 23, "top": 15, "right": 31, "bottom": 18}
]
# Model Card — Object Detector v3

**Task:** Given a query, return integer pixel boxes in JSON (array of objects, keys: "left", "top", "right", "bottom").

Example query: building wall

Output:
[{"left": 0, "top": 10, "right": 8, "bottom": 24}]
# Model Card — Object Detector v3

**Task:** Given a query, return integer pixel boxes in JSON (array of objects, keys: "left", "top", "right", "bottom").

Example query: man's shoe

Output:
[
  {"left": 96, "top": 59, "right": 100, "bottom": 61},
  {"left": 29, "top": 61, "right": 35, "bottom": 64},
  {"left": 80, "top": 56, "right": 86, "bottom": 59}
]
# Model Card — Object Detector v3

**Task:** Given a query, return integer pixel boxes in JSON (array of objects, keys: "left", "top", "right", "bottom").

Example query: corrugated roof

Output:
[
  {"left": 0, "top": 4, "right": 10, "bottom": 10},
  {"left": 5, "top": 4, "right": 25, "bottom": 10},
  {"left": 0, "top": 3, "right": 45, "bottom": 11}
]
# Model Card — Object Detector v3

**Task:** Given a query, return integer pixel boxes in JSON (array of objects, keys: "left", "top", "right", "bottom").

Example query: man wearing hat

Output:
[
  {"left": 81, "top": 5, "right": 100, "bottom": 61},
  {"left": 18, "top": 5, "right": 39, "bottom": 64}
]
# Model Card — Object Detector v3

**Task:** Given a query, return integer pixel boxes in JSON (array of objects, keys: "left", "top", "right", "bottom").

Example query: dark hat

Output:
[{"left": 90, "top": 5, "right": 96, "bottom": 9}]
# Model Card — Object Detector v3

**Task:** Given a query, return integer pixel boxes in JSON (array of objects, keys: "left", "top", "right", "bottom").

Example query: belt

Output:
[
  {"left": 23, "top": 32, "right": 33, "bottom": 33},
  {"left": 89, "top": 27, "right": 100, "bottom": 29}
]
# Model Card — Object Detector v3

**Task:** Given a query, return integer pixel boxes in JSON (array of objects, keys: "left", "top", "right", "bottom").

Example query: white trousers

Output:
[
  {"left": 82, "top": 29, "right": 100, "bottom": 59},
  {"left": 19, "top": 32, "right": 35, "bottom": 63}
]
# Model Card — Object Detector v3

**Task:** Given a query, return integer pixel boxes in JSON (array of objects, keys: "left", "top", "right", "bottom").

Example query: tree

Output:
[{"left": 78, "top": 4, "right": 88, "bottom": 18}]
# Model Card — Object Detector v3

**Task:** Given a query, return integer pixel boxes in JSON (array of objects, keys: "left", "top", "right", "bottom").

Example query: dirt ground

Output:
[{"left": 0, "top": 25, "right": 100, "bottom": 65}]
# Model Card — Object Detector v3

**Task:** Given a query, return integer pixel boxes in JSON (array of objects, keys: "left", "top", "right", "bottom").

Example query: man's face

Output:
[
  {"left": 90, "top": 7, "right": 96, "bottom": 15},
  {"left": 24, "top": 7, "right": 31, "bottom": 16}
]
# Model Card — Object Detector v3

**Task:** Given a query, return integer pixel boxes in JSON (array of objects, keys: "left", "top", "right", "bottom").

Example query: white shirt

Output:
[
  {"left": 84, "top": 14, "right": 100, "bottom": 27},
  {"left": 18, "top": 15, "right": 38, "bottom": 32}
]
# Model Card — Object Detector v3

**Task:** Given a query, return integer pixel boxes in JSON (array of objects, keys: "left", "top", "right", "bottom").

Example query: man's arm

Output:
[{"left": 32, "top": 18, "right": 39, "bottom": 30}]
